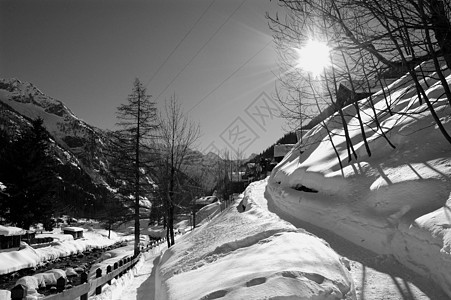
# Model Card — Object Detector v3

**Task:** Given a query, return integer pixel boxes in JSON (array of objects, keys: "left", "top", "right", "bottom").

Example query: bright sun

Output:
[{"left": 295, "top": 40, "right": 331, "bottom": 76}]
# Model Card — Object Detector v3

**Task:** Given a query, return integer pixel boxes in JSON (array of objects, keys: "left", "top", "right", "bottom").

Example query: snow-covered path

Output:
[
  {"left": 112, "top": 245, "right": 167, "bottom": 300},
  {"left": 113, "top": 180, "right": 447, "bottom": 300},
  {"left": 256, "top": 182, "right": 448, "bottom": 300},
  {"left": 114, "top": 254, "right": 161, "bottom": 300}
]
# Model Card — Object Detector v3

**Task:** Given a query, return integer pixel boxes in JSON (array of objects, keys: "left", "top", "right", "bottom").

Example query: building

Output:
[
  {"left": 0, "top": 225, "right": 35, "bottom": 249},
  {"left": 274, "top": 144, "right": 295, "bottom": 162},
  {"left": 62, "top": 227, "right": 84, "bottom": 240}
]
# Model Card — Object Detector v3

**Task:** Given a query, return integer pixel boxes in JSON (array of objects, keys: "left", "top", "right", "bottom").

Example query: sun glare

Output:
[{"left": 295, "top": 40, "right": 331, "bottom": 76}]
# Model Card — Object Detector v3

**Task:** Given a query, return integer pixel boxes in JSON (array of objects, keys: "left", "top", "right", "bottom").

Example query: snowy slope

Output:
[
  {"left": 0, "top": 78, "right": 93, "bottom": 146},
  {"left": 0, "top": 78, "right": 111, "bottom": 184},
  {"left": 156, "top": 185, "right": 355, "bottom": 300},
  {"left": 267, "top": 60, "right": 451, "bottom": 296}
]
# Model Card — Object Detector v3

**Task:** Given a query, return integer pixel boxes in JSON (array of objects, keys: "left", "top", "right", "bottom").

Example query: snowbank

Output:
[
  {"left": 195, "top": 201, "right": 222, "bottom": 225},
  {"left": 267, "top": 60, "right": 451, "bottom": 296},
  {"left": 0, "top": 229, "right": 131, "bottom": 276},
  {"left": 147, "top": 227, "right": 166, "bottom": 239},
  {"left": 155, "top": 181, "right": 355, "bottom": 300},
  {"left": 195, "top": 195, "right": 218, "bottom": 205}
]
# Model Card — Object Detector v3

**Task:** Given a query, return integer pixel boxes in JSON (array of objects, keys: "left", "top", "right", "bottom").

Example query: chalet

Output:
[
  {"left": 0, "top": 225, "right": 35, "bottom": 249},
  {"left": 62, "top": 226, "right": 84, "bottom": 240},
  {"left": 336, "top": 78, "right": 397, "bottom": 108},
  {"left": 274, "top": 144, "right": 295, "bottom": 162}
]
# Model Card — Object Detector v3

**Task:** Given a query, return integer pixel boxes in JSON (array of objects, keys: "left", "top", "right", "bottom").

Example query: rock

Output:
[
  {"left": 45, "top": 269, "right": 67, "bottom": 280},
  {"left": 65, "top": 268, "right": 77, "bottom": 277},
  {"left": 36, "top": 272, "right": 57, "bottom": 286},
  {"left": 32, "top": 274, "right": 46, "bottom": 288},
  {"left": 15, "top": 275, "right": 39, "bottom": 290}
]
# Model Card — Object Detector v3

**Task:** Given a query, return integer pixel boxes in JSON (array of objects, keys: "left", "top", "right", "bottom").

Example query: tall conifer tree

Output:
[{"left": 114, "top": 78, "right": 158, "bottom": 255}]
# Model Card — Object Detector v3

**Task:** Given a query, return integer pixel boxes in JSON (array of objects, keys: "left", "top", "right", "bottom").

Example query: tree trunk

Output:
[
  {"left": 166, "top": 216, "right": 171, "bottom": 248},
  {"left": 192, "top": 206, "right": 196, "bottom": 229},
  {"left": 430, "top": 0, "right": 451, "bottom": 70}
]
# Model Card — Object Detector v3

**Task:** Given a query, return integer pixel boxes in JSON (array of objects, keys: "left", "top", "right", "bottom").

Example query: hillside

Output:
[
  {"left": 0, "top": 78, "right": 225, "bottom": 218},
  {"left": 0, "top": 78, "right": 112, "bottom": 182},
  {"left": 266, "top": 59, "right": 451, "bottom": 297},
  {"left": 0, "top": 78, "right": 133, "bottom": 218}
]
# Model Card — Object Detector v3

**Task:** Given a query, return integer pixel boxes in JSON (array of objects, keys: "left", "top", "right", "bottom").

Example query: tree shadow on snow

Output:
[
  {"left": 136, "top": 256, "right": 160, "bottom": 300},
  {"left": 263, "top": 188, "right": 448, "bottom": 300}
]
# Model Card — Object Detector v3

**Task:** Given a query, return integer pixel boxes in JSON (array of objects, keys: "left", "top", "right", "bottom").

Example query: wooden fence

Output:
[
  {"left": 219, "top": 198, "right": 233, "bottom": 212},
  {"left": 9, "top": 201, "right": 235, "bottom": 300},
  {"left": 10, "top": 238, "right": 167, "bottom": 300}
]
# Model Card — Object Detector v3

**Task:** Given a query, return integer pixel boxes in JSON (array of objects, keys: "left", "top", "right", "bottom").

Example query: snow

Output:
[
  {"left": 267, "top": 60, "right": 451, "bottom": 297},
  {"left": 155, "top": 186, "right": 355, "bottom": 300},
  {"left": 0, "top": 228, "right": 132, "bottom": 276},
  {"left": 147, "top": 227, "right": 166, "bottom": 239},
  {"left": 0, "top": 78, "right": 85, "bottom": 142},
  {"left": 61, "top": 226, "right": 84, "bottom": 232},
  {"left": 0, "top": 225, "right": 28, "bottom": 236},
  {"left": 195, "top": 195, "right": 218, "bottom": 205},
  {"left": 2, "top": 60, "right": 451, "bottom": 298},
  {"left": 195, "top": 201, "right": 222, "bottom": 225}
]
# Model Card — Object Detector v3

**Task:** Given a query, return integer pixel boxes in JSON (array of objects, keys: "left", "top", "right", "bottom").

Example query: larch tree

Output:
[{"left": 113, "top": 78, "right": 158, "bottom": 256}]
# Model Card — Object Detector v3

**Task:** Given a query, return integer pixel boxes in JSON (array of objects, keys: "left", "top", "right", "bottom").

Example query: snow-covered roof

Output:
[
  {"left": 0, "top": 225, "right": 27, "bottom": 236},
  {"left": 61, "top": 226, "right": 84, "bottom": 232},
  {"left": 195, "top": 196, "right": 218, "bottom": 205},
  {"left": 274, "top": 144, "right": 295, "bottom": 158}
]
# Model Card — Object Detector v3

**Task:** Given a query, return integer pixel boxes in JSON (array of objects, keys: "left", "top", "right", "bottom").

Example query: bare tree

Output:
[
  {"left": 267, "top": 0, "right": 451, "bottom": 161},
  {"left": 155, "top": 95, "right": 200, "bottom": 247}
]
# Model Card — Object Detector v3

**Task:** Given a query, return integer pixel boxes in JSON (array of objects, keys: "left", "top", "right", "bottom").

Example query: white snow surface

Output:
[
  {"left": 0, "top": 225, "right": 28, "bottom": 236},
  {"left": 156, "top": 186, "right": 356, "bottom": 300},
  {"left": 0, "top": 229, "right": 132, "bottom": 276},
  {"left": 267, "top": 60, "right": 451, "bottom": 297},
  {"left": 195, "top": 201, "right": 222, "bottom": 226}
]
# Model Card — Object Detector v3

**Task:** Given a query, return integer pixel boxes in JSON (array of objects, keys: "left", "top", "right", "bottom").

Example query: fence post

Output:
[
  {"left": 123, "top": 258, "right": 127, "bottom": 274},
  {"left": 114, "top": 262, "right": 119, "bottom": 280},
  {"left": 95, "top": 268, "right": 102, "bottom": 295},
  {"left": 57, "top": 277, "right": 67, "bottom": 292},
  {"left": 80, "top": 272, "right": 88, "bottom": 300},
  {"left": 11, "top": 284, "right": 27, "bottom": 300},
  {"left": 119, "top": 259, "right": 123, "bottom": 277},
  {"left": 107, "top": 265, "right": 112, "bottom": 285}
]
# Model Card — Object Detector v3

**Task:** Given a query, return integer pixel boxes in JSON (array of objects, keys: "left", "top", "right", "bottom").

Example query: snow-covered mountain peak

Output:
[{"left": 0, "top": 78, "right": 79, "bottom": 121}]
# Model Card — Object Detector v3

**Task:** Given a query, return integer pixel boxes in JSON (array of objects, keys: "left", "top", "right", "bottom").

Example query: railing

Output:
[
  {"left": 10, "top": 238, "right": 167, "bottom": 300},
  {"left": 219, "top": 198, "right": 233, "bottom": 212},
  {"left": 8, "top": 204, "right": 234, "bottom": 300}
]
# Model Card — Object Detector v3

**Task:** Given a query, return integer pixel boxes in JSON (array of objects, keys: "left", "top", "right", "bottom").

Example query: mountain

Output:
[
  {"left": 0, "top": 78, "right": 112, "bottom": 180},
  {"left": 0, "top": 78, "right": 119, "bottom": 217},
  {"left": 0, "top": 78, "right": 228, "bottom": 217}
]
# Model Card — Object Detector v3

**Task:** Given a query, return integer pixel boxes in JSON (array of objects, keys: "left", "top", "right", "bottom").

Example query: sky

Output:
[{"left": 0, "top": 0, "right": 287, "bottom": 157}]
